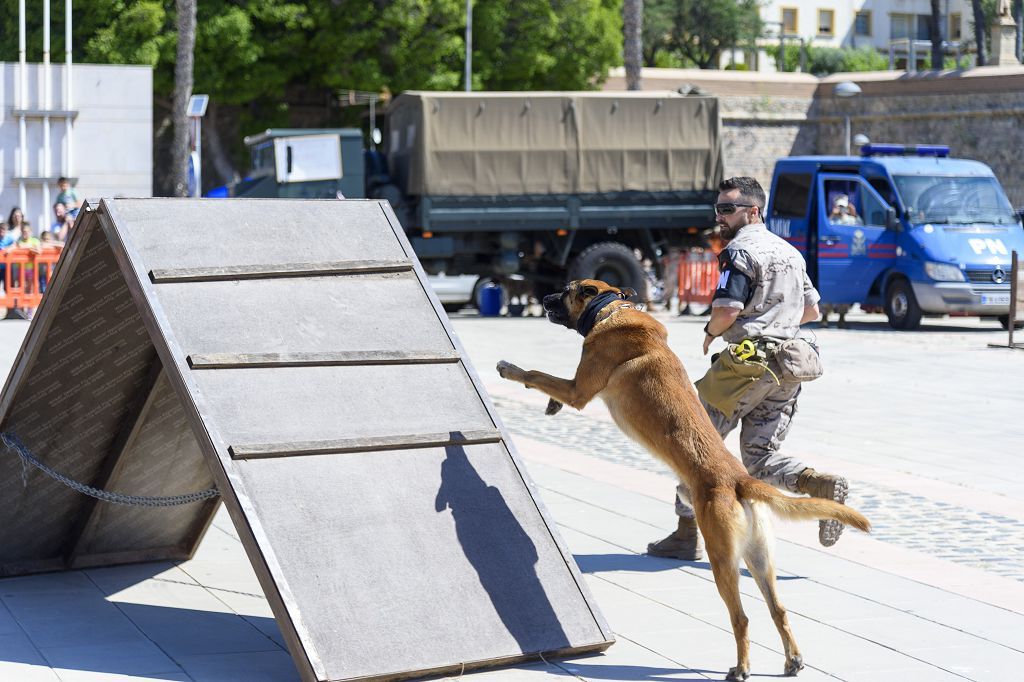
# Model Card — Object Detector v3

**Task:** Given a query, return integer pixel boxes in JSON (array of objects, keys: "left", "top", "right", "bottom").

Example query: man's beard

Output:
[{"left": 718, "top": 218, "right": 745, "bottom": 240}]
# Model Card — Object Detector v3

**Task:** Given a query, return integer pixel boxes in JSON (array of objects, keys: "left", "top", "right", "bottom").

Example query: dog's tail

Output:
[{"left": 737, "top": 477, "right": 871, "bottom": 533}]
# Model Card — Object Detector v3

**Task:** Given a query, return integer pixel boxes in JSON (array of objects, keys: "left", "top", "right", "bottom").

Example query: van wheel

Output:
[
  {"left": 568, "top": 242, "right": 647, "bottom": 300},
  {"left": 885, "top": 279, "right": 922, "bottom": 330},
  {"left": 998, "top": 315, "right": 1024, "bottom": 330}
]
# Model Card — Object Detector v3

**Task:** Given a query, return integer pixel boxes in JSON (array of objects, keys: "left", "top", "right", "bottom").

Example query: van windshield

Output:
[{"left": 893, "top": 175, "right": 1017, "bottom": 224}]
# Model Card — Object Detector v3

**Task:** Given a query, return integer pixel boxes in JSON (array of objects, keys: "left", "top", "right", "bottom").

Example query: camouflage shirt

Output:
[{"left": 711, "top": 223, "right": 820, "bottom": 343}]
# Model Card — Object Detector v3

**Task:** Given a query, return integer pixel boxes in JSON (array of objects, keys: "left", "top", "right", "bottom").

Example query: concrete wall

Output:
[
  {"left": 0, "top": 62, "right": 152, "bottom": 231},
  {"left": 605, "top": 66, "right": 1024, "bottom": 206}
]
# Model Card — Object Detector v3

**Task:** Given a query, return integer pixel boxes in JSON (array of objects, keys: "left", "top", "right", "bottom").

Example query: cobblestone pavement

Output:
[{"left": 492, "top": 393, "right": 1024, "bottom": 582}]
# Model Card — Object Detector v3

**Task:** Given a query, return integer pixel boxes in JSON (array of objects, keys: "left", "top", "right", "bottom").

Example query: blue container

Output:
[{"left": 479, "top": 284, "right": 503, "bottom": 317}]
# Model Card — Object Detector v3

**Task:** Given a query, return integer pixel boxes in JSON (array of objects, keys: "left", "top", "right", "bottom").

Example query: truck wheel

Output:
[
  {"left": 568, "top": 242, "right": 647, "bottom": 300},
  {"left": 885, "top": 279, "right": 922, "bottom": 330},
  {"left": 998, "top": 315, "right": 1024, "bottom": 330}
]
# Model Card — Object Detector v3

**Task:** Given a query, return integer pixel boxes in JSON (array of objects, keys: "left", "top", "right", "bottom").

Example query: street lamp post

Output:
[
  {"left": 834, "top": 81, "right": 862, "bottom": 156},
  {"left": 186, "top": 94, "right": 209, "bottom": 198},
  {"left": 464, "top": 0, "right": 472, "bottom": 91}
]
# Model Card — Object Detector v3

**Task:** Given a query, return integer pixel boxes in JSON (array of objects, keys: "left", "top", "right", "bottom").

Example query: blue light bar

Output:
[{"left": 860, "top": 143, "right": 950, "bottom": 157}]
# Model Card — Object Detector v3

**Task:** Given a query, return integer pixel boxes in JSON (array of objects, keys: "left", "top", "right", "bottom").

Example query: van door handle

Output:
[{"left": 821, "top": 235, "right": 841, "bottom": 245}]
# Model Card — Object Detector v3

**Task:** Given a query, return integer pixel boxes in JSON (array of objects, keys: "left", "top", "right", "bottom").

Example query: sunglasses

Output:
[{"left": 714, "top": 203, "right": 756, "bottom": 216}]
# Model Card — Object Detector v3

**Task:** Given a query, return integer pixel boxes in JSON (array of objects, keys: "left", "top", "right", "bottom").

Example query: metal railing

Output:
[{"left": 888, "top": 39, "right": 966, "bottom": 71}]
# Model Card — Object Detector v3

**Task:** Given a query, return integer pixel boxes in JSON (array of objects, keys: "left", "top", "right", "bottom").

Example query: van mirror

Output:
[{"left": 886, "top": 206, "right": 900, "bottom": 231}]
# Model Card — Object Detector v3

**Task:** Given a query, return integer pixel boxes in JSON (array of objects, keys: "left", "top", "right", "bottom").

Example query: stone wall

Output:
[{"left": 605, "top": 66, "right": 1024, "bottom": 205}]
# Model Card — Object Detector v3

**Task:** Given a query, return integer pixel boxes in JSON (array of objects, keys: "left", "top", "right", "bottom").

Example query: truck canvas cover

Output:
[{"left": 387, "top": 91, "right": 723, "bottom": 196}]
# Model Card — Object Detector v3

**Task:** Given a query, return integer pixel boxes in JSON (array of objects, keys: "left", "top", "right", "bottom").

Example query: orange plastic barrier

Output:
[
  {"left": 677, "top": 259, "right": 719, "bottom": 307},
  {"left": 1, "top": 246, "right": 63, "bottom": 312}
]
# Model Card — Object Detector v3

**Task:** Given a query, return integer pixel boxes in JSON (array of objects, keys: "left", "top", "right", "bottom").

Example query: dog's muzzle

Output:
[{"left": 542, "top": 293, "right": 570, "bottom": 326}]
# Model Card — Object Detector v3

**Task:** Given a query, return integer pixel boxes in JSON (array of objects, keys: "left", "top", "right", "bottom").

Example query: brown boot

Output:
[
  {"left": 646, "top": 516, "right": 704, "bottom": 561},
  {"left": 797, "top": 468, "right": 849, "bottom": 547}
]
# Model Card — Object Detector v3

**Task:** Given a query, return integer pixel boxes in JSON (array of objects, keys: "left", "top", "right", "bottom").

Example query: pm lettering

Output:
[{"left": 968, "top": 238, "right": 1008, "bottom": 256}]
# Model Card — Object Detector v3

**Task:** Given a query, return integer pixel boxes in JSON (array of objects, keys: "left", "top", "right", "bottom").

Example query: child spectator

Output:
[
  {"left": 55, "top": 177, "right": 81, "bottom": 217},
  {"left": 58, "top": 213, "right": 75, "bottom": 242}
]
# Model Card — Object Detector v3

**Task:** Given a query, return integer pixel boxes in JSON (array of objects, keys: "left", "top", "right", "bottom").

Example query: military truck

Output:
[{"left": 227, "top": 91, "right": 724, "bottom": 303}]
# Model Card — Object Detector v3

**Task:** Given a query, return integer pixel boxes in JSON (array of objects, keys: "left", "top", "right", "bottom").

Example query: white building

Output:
[
  {"left": 731, "top": 0, "right": 976, "bottom": 71},
  {"left": 0, "top": 62, "right": 152, "bottom": 234}
]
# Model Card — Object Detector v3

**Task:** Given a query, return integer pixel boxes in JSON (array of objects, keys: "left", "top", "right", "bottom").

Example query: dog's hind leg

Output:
[
  {"left": 743, "top": 504, "right": 803, "bottom": 676},
  {"left": 700, "top": 497, "right": 751, "bottom": 681}
]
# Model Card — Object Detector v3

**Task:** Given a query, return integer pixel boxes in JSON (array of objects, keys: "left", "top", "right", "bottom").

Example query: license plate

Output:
[{"left": 980, "top": 294, "right": 1010, "bottom": 305}]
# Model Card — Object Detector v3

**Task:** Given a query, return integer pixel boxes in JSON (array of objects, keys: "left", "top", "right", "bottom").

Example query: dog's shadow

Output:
[{"left": 575, "top": 553, "right": 805, "bottom": 581}]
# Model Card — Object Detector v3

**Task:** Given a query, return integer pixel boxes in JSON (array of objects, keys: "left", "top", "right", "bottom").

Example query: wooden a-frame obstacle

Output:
[{"left": 0, "top": 199, "right": 613, "bottom": 681}]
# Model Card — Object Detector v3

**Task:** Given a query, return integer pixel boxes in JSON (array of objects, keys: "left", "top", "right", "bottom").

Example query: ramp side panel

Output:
[
  {"left": 0, "top": 227, "right": 154, "bottom": 566},
  {"left": 73, "top": 371, "right": 219, "bottom": 558},
  {"left": 235, "top": 442, "right": 605, "bottom": 681},
  {"left": 0, "top": 220, "right": 216, "bottom": 573},
  {"left": 102, "top": 199, "right": 406, "bottom": 272},
  {"left": 149, "top": 273, "right": 453, "bottom": 357}
]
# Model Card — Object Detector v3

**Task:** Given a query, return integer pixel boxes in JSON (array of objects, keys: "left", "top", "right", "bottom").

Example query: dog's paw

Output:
[
  {"left": 545, "top": 398, "right": 564, "bottom": 416},
  {"left": 496, "top": 360, "right": 522, "bottom": 381},
  {"left": 726, "top": 666, "right": 750, "bottom": 681},
  {"left": 784, "top": 654, "right": 804, "bottom": 676}
]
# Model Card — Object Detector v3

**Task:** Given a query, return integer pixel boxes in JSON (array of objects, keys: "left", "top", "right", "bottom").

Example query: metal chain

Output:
[{"left": 1, "top": 432, "right": 220, "bottom": 507}]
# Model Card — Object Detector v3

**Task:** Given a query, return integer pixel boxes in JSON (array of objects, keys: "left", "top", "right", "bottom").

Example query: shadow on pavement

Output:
[{"left": 574, "top": 553, "right": 805, "bottom": 582}]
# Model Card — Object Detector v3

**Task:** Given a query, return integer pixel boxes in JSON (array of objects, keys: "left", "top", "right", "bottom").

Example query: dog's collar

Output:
[{"left": 576, "top": 292, "right": 630, "bottom": 337}]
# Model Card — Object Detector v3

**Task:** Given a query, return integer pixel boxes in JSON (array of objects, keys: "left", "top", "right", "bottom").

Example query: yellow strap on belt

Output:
[{"left": 733, "top": 339, "right": 757, "bottom": 361}]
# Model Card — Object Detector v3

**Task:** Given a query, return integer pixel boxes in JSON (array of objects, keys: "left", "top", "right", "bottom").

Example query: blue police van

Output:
[{"left": 765, "top": 144, "right": 1024, "bottom": 330}]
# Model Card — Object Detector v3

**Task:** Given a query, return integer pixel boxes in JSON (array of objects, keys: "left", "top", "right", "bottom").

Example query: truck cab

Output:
[{"left": 766, "top": 144, "right": 1024, "bottom": 329}]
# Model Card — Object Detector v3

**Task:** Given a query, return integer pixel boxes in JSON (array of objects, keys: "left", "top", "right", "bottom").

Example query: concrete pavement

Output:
[{"left": 0, "top": 310, "right": 1022, "bottom": 681}]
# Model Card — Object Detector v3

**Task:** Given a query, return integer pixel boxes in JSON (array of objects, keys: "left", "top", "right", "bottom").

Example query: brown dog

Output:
[{"left": 497, "top": 279, "right": 870, "bottom": 681}]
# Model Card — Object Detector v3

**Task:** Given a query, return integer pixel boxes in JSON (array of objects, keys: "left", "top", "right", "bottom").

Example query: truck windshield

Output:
[{"left": 893, "top": 175, "right": 1017, "bottom": 224}]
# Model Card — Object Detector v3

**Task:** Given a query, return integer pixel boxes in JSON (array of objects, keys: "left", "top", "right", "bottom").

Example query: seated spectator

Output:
[
  {"left": 55, "top": 177, "right": 81, "bottom": 217},
  {"left": 829, "top": 195, "right": 863, "bottom": 226},
  {"left": 38, "top": 230, "right": 61, "bottom": 293}
]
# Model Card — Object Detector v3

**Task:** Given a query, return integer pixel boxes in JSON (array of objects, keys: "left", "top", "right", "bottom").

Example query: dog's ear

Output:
[
  {"left": 619, "top": 287, "right": 637, "bottom": 299},
  {"left": 582, "top": 285, "right": 599, "bottom": 297}
]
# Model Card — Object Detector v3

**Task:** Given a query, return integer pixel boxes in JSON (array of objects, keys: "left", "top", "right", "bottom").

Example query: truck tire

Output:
[
  {"left": 568, "top": 242, "right": 647, "bottom": 300},
  {"left": 885, "top": 279, "right": 922, "bottom": 330},
  {"left": 998, "top": 315, "right": 1024, "bottom": 330}
]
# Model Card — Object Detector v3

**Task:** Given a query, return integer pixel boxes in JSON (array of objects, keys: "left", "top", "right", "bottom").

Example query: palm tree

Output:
[
  {"left": 929, "top": 0, "right": 944, "bottom": 69},
  {"left": 624, "top": 0, "right": 643, "bottom": 90},
  {"left": 170, "top": 0, "right": 197, "bottom": 197},
  {"left": 971, "top": 0, "right": 987, "bottom": 66}
]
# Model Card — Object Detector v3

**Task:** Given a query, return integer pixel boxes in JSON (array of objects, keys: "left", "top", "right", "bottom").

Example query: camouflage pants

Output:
[{"left": 675, "top": 365, "right": 808, "bottom": 518}]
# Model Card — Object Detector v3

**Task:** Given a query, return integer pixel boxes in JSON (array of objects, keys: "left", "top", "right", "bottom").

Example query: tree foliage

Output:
[
  {"left": 642, "top": 0, "right": 761, "bottom": 69},
  {"left": 1, "top": 0, "right": 622, "bottom": 192},
  {"left": 766, "top": 45, "right": 889, "bottom": 75}
]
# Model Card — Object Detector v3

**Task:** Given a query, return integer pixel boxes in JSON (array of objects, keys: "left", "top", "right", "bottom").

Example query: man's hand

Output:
[{"left": 703, "top": 333, "right": 715, "bottom": 356}]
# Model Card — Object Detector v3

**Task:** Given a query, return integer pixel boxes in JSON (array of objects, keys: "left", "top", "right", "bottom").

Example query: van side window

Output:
[
  {"left": 868, "top": 177, "right": 897, "bottom": 207},
  {"left": 772, "top": 174, "right": 812, "bottom": 218}
]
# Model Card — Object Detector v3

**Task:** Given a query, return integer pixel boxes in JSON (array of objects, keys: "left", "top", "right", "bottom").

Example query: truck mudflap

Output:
[{"left": 911, "top": 280, "right": 1012, "bottom": 314}]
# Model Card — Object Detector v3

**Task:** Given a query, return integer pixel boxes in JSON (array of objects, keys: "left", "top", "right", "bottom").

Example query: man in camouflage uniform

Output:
[{"left": 648, "top": 176, "right": 849, "bottom": 561}]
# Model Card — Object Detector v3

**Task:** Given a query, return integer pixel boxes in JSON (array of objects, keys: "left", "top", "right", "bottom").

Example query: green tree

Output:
[
  {"left": 643, "top": 0, "right": 761, "bottom": 69},
  {"left": 471, "top": 0, "right": 620, "bottom": 90}
]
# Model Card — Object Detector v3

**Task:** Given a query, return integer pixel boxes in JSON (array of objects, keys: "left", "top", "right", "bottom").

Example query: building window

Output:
[
  {"left": 890, "top": 13, "right": 912, "bottom": 39},
  {"left": 855, "top": 11, "right": 872, "bottom": 36},
  {"left": 949, "top": 12, "right": 961, "bottom": 40},
  {"left": 782, "top": 7, "right": 798, "bottom": 34},
  {"left": 916, "top": 14, "right": 933, "bottom": 40},
  {"left": 818, "top": 9, "right": 835, "bottom": 35}
]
